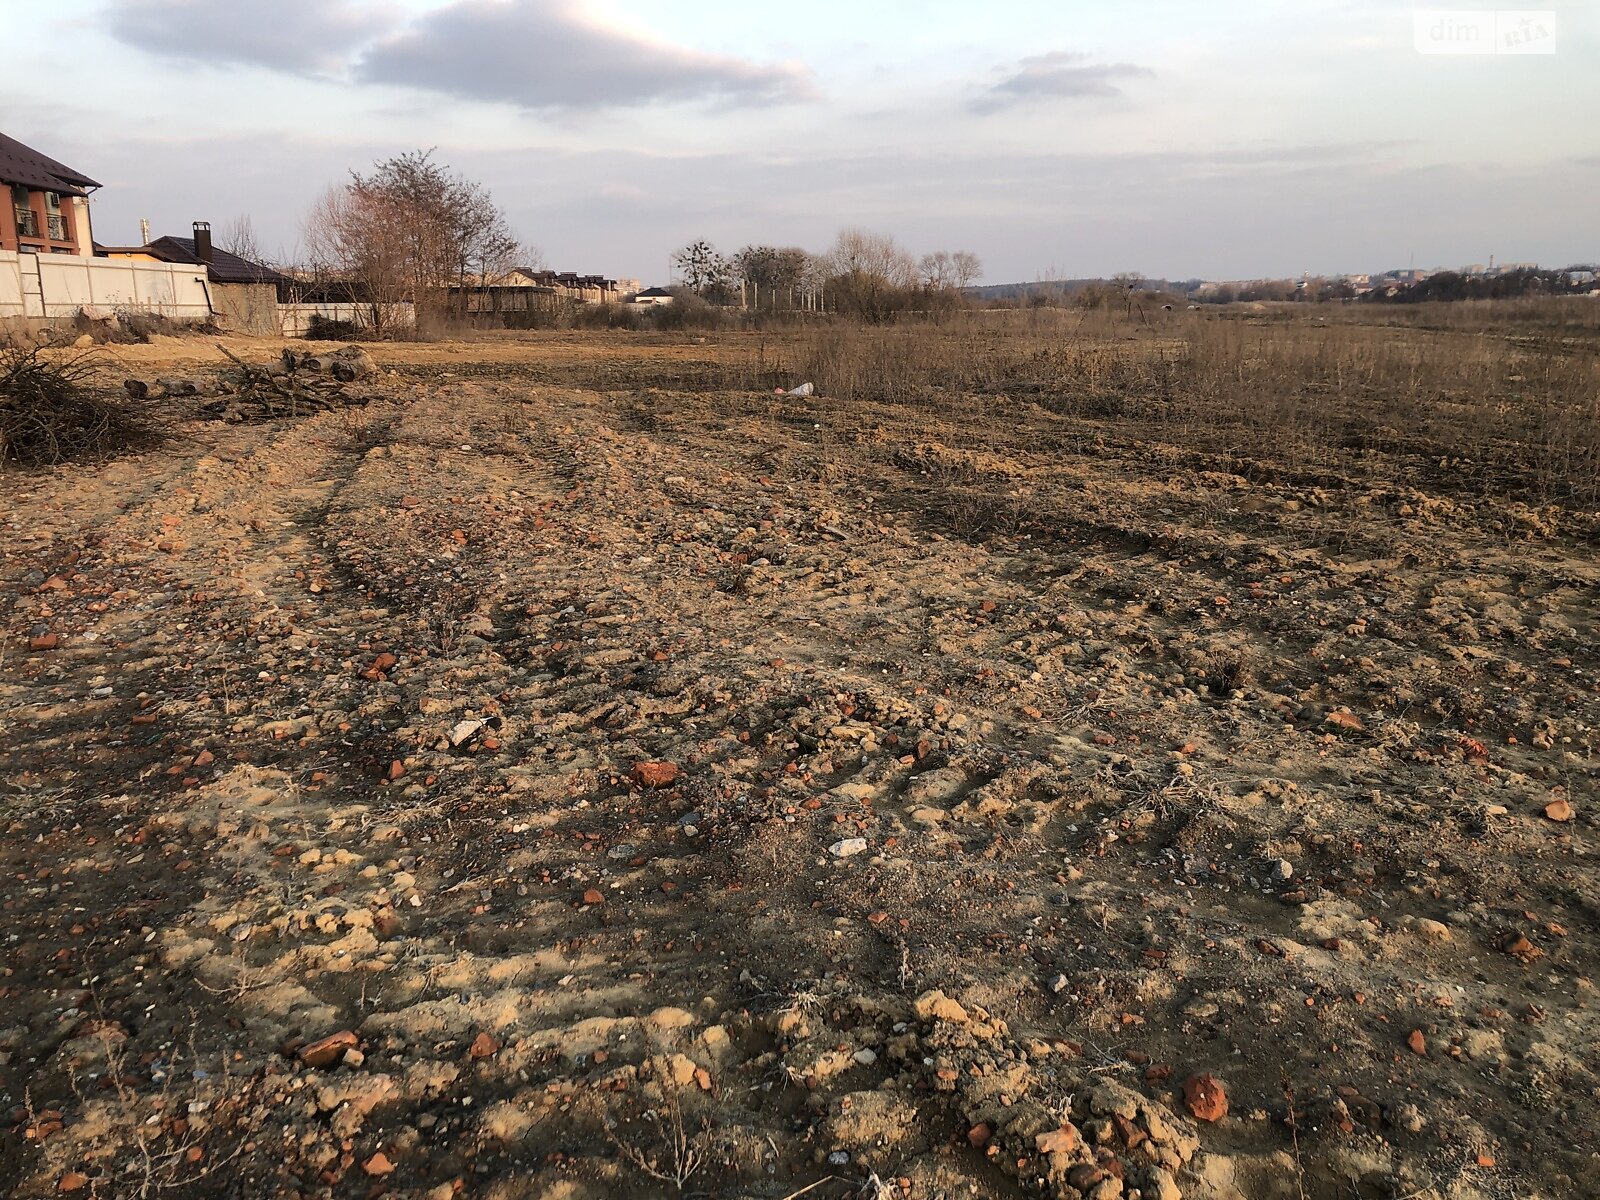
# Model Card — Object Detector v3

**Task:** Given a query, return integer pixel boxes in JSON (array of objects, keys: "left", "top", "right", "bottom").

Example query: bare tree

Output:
[
  {"left": 951, "top": 251, "right": 983, "bottom": 289},
  {"left": 673, "top": 240, "right": 734, "bottom": 302},
  {"left": 301, "top": 149, "right": 522, "bottom": 332},
  {"left": 302, "top": 185, "right": 411, "bottom": 333},
  {"left": 734, "top": 244, "right": 811, "bottom": 309},
  {"left": 825, "top": 229, "right": 917, "bottom": 322},
  {"left": 919, "top": 251, "right": 954, "bottom": 289},
  {"left": 919, "top": 250, "right": 983, "bottom": 291},
  {"left": 217, "top": 216, "right": 267, "bottom": 265}
]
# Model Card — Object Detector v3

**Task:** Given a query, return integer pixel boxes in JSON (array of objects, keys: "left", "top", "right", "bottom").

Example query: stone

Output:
[
  {"left": 1501, "top": 931, "right": 1544, "bottom": 962},
  {"left": 363, "top": 1152, "right": 395, "bottom": 1176},
  {"left": 1068, "top": 1164, "right": 1107, "bottom": 1191},
  {"left": 1182, "top": 1073, "right": 1228, "bottom": 1122},
  {"left": 468, "top": 1032, "right": 499, "bottom": 1060},
  {"left": 448, "top": 719, "right": 485, "bottom": 747},
  {"left": 1143, "top": 1167, "right": 1182, "bottom": 1200},
  {"left": 1544, "top": 798, "right": 1573, "bottom": 823},
  {"left": 364, "top": 652, "right": 398, "bottom": 680},
  {"left": 29, "top": 634, "right": 60, "bottom": 652},
  {"left": 632, "top": 761, "right": 680, "bottom": 788},
  {"left": 967, "top": 1122, "right": 992, "bottom": 1147},
  {"left": 581, "top": 888, "right": 605, "bottom": 906},
  {"left": 298, "top": 1030, "right": 359, "bottom": 1069},
  {"left": 1269, "top": 858, "right": 1294, "bottom": 883},
  {"left": 1035, "top": 1124, "right": 1080, "bottom": 1155},
  {"left": 1406, "top": 1029, "right": 1427, "bottom": 1056},
  {"left": 912, "top": 990, "right": 970, "bottom": 1025},
  {"left": 1324, "top": 711, "right": 1364, "bottom": 734},
  {"left": 58, "top": 1173, "right": 89, "bottom": 1193},
  {"left": 829, "top": 837, "right": 868, "bottom": 858},
  {"left": 1407, "top": 917, "right": 1451, "bottom": 944},
  {"left": 1048, "top": 973, "right": 1069, "bottom": 994},
  {"left": 1389, "top": 1102, "right": 1426, "bottom": 1133}
]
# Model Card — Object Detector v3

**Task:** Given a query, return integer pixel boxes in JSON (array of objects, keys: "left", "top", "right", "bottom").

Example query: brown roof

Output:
[{"left": 0, "top": 132, "right": 99, "bottom": 195}]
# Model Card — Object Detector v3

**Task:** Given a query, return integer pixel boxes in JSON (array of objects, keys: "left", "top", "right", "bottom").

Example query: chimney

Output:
[
  {"left": 139, "top": 217, "right": 151, "bottom": 246},
  {"left": 192, "top": 220, "right": 213, "bottom": 263}
]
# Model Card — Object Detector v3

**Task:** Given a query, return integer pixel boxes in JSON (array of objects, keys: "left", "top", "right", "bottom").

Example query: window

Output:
[{"left": 44, "top": 192, "right": 62, "bottom": 214}]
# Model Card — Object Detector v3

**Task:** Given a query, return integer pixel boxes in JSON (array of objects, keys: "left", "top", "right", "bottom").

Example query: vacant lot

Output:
[{"left": 2, "top": 308, "right": 1596, "bottom": 1199}]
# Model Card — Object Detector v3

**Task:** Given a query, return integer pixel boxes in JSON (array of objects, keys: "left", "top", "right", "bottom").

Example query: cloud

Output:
[
  {"left": 358, "top": 0, "right": 814, "bottom": 111},
  {"left": 970, "top": 51, "right": 1152, "bottom": 114},
  {"left": 105, "top": 0, "right": 397, "bottom": 76}
]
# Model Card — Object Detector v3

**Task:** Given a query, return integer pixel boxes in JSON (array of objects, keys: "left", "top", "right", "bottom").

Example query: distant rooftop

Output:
[{"left": 111, "top": 235, "right": 292, "bottom": 286}]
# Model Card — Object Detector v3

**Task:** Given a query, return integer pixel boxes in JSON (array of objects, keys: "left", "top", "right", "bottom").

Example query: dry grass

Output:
[{"left": 712, "top": 306, "right": 1600, "bottom": 505}]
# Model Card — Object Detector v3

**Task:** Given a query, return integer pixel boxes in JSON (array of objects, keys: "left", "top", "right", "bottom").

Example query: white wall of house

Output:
[
  {"left": 70, "top": 196, "right": 93, "bottom": 251},
  {"left": 0, "top": 249, "right": 211, "bottom": 321}
]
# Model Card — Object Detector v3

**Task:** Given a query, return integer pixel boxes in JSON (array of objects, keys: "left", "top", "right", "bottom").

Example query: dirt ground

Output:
[{"left": 2, "top": 326, "right": 1596, "bottom": 1199}]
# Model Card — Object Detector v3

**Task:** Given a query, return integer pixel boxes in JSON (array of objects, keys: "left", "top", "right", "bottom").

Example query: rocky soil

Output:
[{"left": 1, "top": 334, "right": 1596, "bottom": 1199}]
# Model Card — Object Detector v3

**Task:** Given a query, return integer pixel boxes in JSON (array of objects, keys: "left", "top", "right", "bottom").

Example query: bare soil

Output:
[{"left": 2, "top": 325, "right": 1596, "bottom": 1200}]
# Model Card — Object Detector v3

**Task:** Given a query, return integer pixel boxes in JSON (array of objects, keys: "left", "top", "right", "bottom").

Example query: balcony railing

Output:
[
  {"left": 15, "top": 207, "right": 39, "bottom": 238},
  {"left": 47, "top": 214, "right": 67, "bottom": 240}
]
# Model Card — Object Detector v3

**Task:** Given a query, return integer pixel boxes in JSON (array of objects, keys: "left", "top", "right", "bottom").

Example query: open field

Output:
[{"left": 2, "top": 308, "right": 1597, "bottom": 1199}]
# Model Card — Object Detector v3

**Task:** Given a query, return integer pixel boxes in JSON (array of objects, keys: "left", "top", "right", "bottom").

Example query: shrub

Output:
[{"left": 305, "top": 313, "right": 370, "bottom": 341}]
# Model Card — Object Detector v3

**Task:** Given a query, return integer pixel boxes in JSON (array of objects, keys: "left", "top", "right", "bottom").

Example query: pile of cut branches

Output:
[
  {"left": 205, "top": 345, "right": 374, "bottom": 422},
  {"left": 121, "top": 345, "right": 379, "bottom": 423},
  {"left": 1, "top": 343, "right": 161, "bottom": 467}
]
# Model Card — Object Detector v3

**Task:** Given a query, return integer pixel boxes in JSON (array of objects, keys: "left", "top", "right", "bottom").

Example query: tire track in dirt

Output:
[{"left": 3, "top": 367, "right": 1596, "bottom": 1199}]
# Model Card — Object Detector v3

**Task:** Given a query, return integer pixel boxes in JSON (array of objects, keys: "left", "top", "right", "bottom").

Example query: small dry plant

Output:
[{"left": 588, "top": 1047, "right": 713, "bottom": 1191}]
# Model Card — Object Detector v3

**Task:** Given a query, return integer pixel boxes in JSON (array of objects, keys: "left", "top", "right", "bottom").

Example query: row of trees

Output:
[
  {"left": 228, "top": 152, "right": 988, "bottom": 331},
  {"left": 672, "top": 231, "right": 982, "bottom": 321}
]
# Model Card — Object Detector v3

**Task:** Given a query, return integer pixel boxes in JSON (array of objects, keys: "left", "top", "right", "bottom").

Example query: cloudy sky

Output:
[{"left": 8, "top": 1, "right": 1597, "bottom": 282}]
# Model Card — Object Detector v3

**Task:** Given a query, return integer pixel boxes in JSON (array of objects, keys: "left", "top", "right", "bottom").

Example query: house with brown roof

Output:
[
  {"left": 0, "top": 131, "right": 99, "bottom": 257},
  {"left": 102, "top": 222, "right": 293, "bottom": 336}
]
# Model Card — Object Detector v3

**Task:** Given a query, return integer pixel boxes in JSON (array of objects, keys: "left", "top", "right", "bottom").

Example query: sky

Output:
[{"left": 6, "top": 1, "right": 1597, "bottom": 283}]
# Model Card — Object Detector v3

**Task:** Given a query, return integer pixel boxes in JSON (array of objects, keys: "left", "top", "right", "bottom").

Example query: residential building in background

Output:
[
  {"left": 0, "top": 132, "right": 99, "bottom": 256},
  {"left": 102, "top": 221, "right": 293, "bottom": 336}
]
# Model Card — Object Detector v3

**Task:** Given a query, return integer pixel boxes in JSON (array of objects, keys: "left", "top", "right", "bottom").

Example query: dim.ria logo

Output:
[{"left": 1413, "top": 9, "right": 1557, "bottom": 54}]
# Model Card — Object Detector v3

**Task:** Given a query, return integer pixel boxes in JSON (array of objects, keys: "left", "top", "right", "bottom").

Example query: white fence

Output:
[
  {"left": 278, "top": 302, "right": 415, "bottom": 337},
  {"left": 0, "top": 250, "right": 213, "bottom": 322}
]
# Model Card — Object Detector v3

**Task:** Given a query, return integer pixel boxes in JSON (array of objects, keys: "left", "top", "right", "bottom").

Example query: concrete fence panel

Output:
[{"left": 0, "top": 250, "right": 213, "bottom": 322}]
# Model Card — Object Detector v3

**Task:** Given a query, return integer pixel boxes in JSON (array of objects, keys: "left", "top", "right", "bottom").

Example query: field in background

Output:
[{"left": 2, "top": 302, "right": 1596, "bottom": 1199}]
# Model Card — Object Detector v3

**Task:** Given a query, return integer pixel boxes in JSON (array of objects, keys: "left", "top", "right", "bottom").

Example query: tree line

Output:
[
  {"left": 672, "top": 230, "right": 981, "bottom": 321},
  {"left": 222, "top": 150, "right": 988, "bottom": 331}
]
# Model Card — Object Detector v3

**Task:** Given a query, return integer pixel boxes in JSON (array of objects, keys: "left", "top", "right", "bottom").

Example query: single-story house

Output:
[
  {"left": 102, "top": 222, "right": 292, "bottom": 336},
  {"left": 628, "top": 286, "right": 675, "bottom": 307}
]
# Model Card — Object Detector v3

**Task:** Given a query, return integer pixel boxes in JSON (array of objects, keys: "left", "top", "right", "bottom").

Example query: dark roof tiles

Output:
[
  {"left": 140, "top": 236, "right": 292, "bottom": 286},
  {"left": 0, "top": 132, "right": 99, "bottom": 195}
]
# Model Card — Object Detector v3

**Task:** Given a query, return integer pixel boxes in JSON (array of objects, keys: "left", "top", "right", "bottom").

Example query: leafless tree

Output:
[
  {"left": 217, "top": 215, "right": 267, "bottom": 266},
  {"left": 673, "top": 239, "right": 735, "bottom": 302},
  {"left": 302, "top": 149, "right": 522, "bottom": 332},
  {"left": 951, "top": 250, "right": 983, "bottom": 289},
  {"left": 734, "top": 244, "right": 812, "bottom": 308},
  {"left": 919, "top": 250, "right": 983, "bottom": 291},
  {"left": 824, "top": 228, "right": 917, "bottom": 322}
]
